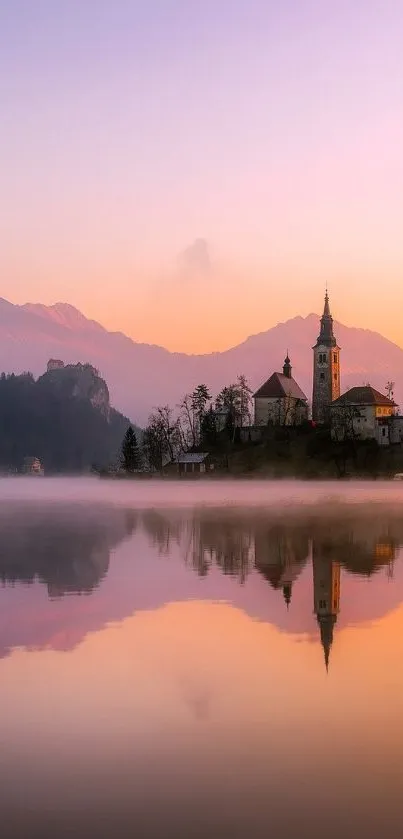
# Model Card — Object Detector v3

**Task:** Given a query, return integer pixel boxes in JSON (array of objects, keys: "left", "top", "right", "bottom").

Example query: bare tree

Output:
[
  {"left": 331, "top": 403, "right": 362, "bottom": 442},
  {"left": 236, "top": 374, "right": 253, "bottom": 427},
  {"left": 152, "top": 406, "right": 179, "bottom": 464},
  {"left": 142, "top": 415, "right": 167, "bottom": 472},
  {"left": 178, "top": 394, "right": 198, "bottom": 450},
  {"left": 386, "top": 381, "right": 395, "bottom": 401}
]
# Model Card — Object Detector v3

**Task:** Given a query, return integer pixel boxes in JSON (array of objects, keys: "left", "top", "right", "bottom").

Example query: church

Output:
[
  {"left": 252, "top": 291, "right": 340, "bottom": 427},
  {"left": 252, "top": 289, "right": 397, "bottom": 438},
  {"left": 253, "top": 354, "right": 309, "bottom": 426}
]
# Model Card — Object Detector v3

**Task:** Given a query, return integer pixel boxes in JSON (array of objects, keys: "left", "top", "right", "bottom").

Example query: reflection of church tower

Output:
[{"left": 312, "top": 546, "right": 340, "bottom": 670}]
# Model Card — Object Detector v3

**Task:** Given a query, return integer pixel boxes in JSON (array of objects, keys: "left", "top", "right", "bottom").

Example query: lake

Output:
[{"left": 1, "top": 478, "right": 403, "bottom": 838}]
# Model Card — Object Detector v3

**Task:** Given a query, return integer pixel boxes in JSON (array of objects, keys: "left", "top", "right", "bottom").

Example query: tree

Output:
[
  {"left": 120, "top": 426, "right": 141, "bottom": 473},
  {"left": 386, "top": 381, "right": 395, "bottom": 401},
  {"left": 0, "top": 368, "right": 131, "bottom": 473},
  {"left": 178, "top": 394, "right": 198, "bottom": 450},
  {"left": 236, "top": 374, "right": 253, "bottom": 427},
  {"left": 191, "top": 384, "right": 212, "bottom": 441},
  {"left": 201, "top": 405, "right": 218, "bottom": 447},
  {"left": 154, "top": 406, "right": 179, "bottom": 462},
  {"left": 331, "top": 403, "right": 362, "bottom": 443},
  {"left": 142, "top": 416, "right": 167, "bottom": 472}
]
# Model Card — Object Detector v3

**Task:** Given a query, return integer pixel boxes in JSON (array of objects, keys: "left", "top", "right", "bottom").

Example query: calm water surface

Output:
[{"left": 1, "top": 478, "right": 403, "bottom": 838}]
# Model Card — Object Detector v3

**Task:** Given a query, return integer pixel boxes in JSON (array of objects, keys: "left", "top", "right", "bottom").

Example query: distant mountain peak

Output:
[
  {"left": 22, "top": 301, "right": 104, "bottom": 332},
  {"left": 0, "top": 296, "right": 402, "bottom": 425}
]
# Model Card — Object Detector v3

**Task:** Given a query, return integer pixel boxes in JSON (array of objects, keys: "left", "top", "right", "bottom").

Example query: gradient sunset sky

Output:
[{"left": 2, "top": 1, "right": 403, "bottom": 352}]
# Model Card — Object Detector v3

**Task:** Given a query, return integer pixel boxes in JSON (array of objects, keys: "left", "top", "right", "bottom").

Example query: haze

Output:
[{"left": 2, "top": 1, "right": 403, "bottom": 352}]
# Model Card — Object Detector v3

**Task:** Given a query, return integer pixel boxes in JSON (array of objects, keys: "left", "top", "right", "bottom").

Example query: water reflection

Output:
[
  {"left": 139, "top": 506, "right": 403, "bottom": 668},
  {"left": 1, "top": 498, "right": 403, "bottom": 837},
  {"left": 0, "top": 504, "right": 137, "bottom": 596},
  {"left": 0, "top": 503, "right": 402, "bottom": 666}
]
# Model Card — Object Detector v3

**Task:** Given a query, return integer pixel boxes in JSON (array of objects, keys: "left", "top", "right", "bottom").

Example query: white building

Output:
[
  {"left": 330, "top": 386, "right": 396, "bottom": 446},
  {"left": 253, "top": 355, "right": 308, "bottom": 427}
]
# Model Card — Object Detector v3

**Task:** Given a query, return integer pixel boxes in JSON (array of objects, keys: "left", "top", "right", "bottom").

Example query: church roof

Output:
[
  {"left": 254, "top": 372, "right": 308, "bottom": 402},
  {"left": 332, "top": 386, "right": 396, "bottom": 408},
  {"left": 177, "top": 452, "right": 210, "bottom": 464}
]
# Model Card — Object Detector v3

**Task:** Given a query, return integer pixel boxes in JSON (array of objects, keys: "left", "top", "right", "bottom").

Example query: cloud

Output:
[{"left": 178, "top": 238, "right": 212, "bottom": 276}]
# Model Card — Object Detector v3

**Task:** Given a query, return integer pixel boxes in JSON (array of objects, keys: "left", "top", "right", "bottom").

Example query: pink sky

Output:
[{"left": 2, "top": 2, "right": 403, "bottom": 352}]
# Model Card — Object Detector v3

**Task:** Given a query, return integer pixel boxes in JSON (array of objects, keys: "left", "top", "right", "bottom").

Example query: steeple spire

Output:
[
  {"left": 317, "top": 289, "right": 336, "bottom": 347},
  {"left": 318, "top": 614, "right": 336, "bottom": 672},
  {"left": 283, "top": 583, "right": 292, "bottom": 609},
  {"left": 283, "top": 352, "right": 292, "bottom": 379}
]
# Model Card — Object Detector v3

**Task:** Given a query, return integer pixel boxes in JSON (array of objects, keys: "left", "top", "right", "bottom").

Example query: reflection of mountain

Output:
[{"left": 0, "top": 504, "right": 136, "bottom": 596}]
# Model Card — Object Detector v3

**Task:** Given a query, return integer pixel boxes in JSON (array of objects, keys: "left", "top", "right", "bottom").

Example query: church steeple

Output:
[
  {"left": 318, "top": 291, "right": 336, "bottom": 347},
  {"left": 312, "top": 290, "right": 341, "bottom": 423},
  {"left": 283, "top": 352, "right": 292, "bottom": 379}
]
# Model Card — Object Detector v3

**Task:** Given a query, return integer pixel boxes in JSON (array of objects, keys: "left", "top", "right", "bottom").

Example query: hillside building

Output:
[
  {"left": 330, "top": 385, "right": 396, "bottom": 446},
  {"left": 312, "top": 292, "right": 341, "bottom": 423},
  {"left": 47, "top": 359, "right": 64, "bottom": 372},
  {"left": 253, "top": 354, "right": 308, "bottom": 427}
]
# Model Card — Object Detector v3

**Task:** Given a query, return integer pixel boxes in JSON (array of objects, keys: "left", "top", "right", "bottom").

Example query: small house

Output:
[
  {"left": 177, "top": 452, "right": 211, "bottom": 475},
  {"left": 23, "top": 456, "right": 44, "bottom": 476}
]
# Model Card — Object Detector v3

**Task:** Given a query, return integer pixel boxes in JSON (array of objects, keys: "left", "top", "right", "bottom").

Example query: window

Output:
[
  {"left": 333, "top": 353, "right": 337, "bottom": 363},
  {"left": 319, "top": 599, "right": 327, "bottom": 609},
  {"left": 322, "top": 353, "right": 327, "bottom": 363},
  {"left": 320, "top": 372, "right": 325, "bottom": 380},
  {"left": 334, "top": 373, "right": 337, "bottom": 381},
  {"left": 382, "top": 427, "right": 386, "bottom": 437}
]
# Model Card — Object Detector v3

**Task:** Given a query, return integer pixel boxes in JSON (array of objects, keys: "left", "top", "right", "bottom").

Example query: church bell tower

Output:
[{"left": 312, "top": 291, "right": 341, "bottom": 423}]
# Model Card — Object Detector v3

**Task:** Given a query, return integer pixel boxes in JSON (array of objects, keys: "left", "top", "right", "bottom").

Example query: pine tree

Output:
[
  {"left": 201, "top": 405, "right": 218, "bottom": 447},
  {"left": 121, "top": 426, "right": 141, "bottom": 473}
]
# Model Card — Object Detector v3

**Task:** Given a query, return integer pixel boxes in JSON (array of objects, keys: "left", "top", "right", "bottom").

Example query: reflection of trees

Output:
[
  {"left": 309, "top": 514, "right": 400, "bottom": 578},
  {"left": 140, "top": 506, "right": 403, "bottom": 595},
  {"left": 140, "top": 511, "right": 253, "bottom": 581},
  {"left": 0, "top": 504, "right": 136, "bottom": 597},
  {"left": 193, "top": 517, "right": 253, "bottom": 582},
  {"left": 141, "top": 511, "right": 185, "bottom": 556}
]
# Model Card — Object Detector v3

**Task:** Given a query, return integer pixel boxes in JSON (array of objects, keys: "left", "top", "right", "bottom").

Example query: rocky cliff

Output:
[{"left": 42, "top": 361, "right": 110, "bottom": 420}]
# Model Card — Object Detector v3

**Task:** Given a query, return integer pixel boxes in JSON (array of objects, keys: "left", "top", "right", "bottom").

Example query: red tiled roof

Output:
[
  {"left": 253, "top": 372, "right": 307, "bottom": 402},
  {"left": 332, "top": 386, "right": 397, "bottom": 407}
]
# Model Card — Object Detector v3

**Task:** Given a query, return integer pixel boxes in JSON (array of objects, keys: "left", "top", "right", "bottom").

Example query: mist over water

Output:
[
  {"left": 1, "top": 478, "right": 403, "bottom": 838},
  {"left": 3, "top": 475, "right": 403, "bottom": 510}
]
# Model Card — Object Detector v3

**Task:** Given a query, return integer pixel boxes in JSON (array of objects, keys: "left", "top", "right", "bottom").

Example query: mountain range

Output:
[{"left": 1, "top": 297, "right": 402, "bottom": 426}]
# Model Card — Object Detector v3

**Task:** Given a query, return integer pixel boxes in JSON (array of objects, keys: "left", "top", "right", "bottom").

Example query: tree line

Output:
[
  {"left": 120, "top": 375, "right": 254, "bottom": 473},
  {"left": 0, "top": 370, "right": 133, "bottom": 473}
]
